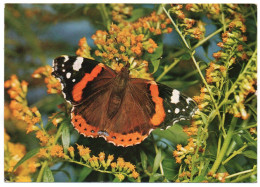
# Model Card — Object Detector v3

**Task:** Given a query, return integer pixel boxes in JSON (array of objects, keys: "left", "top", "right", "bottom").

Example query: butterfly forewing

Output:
[
  {"left": 156, "top": 83, "right": 198, "bottom": 128},
  {"left": 52, "top": 56, "right": 116, "bottom": 105}
]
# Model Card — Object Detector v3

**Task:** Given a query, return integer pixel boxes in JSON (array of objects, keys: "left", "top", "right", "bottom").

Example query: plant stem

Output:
[
  {"left": 230, "top": 170, "right": 257, "bottom": 182},
  {"left": 163, "top": 6, "right": 221, "bottom": 122},
  {"left": 98, "top": 4, "right": 111, "bottom": 30},
  {"left": 173, "top": 27, "right": 223, "bottom": 58},
  {"left": 216, "top": 49, "right": 257, "bottom": 110},
  {"left": 209, "top": 117, "right": 237, "bottom": 174},
  {"left": 222, "top": 144, "right": 248, "bottom": 165},
  {"left": 156, "top": 59, "right": 180, "bottom": 81},
  {"left": 226, "top": 166, "right": 256, "bottom": 179},
  {"left": 36, "top": 161, "right": 48, "bottom": 182}
]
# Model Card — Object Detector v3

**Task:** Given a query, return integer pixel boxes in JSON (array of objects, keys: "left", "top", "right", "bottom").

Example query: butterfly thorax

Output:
[{"left": 107, "top": 65, "right": 130, "bottom": 119}]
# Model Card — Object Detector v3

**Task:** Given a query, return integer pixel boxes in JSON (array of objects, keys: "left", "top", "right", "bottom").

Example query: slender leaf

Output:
[
  {"left": 13, "top": 148, "right": 40, "bottom": 171},
  {"left": 140, "top": 150, "right": 147, "bottom": 170},
  {"left": 77, "top": 167, "right": 92, "bottom": 182},
  {"left": 149, "top": 173, "right": 164, "bottom": 182},
  {"left": 192, "top": 175, "right": 207, "bottom": 182},
  {"left": 162, "top": 157, "right": 178, "bottom": 181},
  {"left": 62, "top": 124, "right": 70, "bottom": 151},
  {"left": 153, "top": 148, "right": 162, "bottom": 173},
  {"left": 242, "top": 150, "right": 257, "bottom": 159},
  {"left": 43, "top": 166, "right": 55, "bottom": 182}
]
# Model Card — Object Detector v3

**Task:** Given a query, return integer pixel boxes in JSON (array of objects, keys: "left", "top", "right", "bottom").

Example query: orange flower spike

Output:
[
  {"left": 35, "top": 131, "right": 49, "bottom": 146},
  {"left": 110, "top": 162, "right": 117, "bottom": 172},
  {"left": 21, "top": 80, "right": 28, "bottom": 93},
  {"left": 106, "top": 154, "right": 114, "bottom": 167},
  {"left": 38, "top": 148, "right": 48, "bottom": 158},
  {"left": 131, "top": 171, "right": 139, "bottom": 179},
  {"left": 67, "top": 146, "right": 75, "bottom": 159},
  {"left": 116, "top": 173, "right": 125, "bottom": 181},
  {"left": 50, "top": 144, "right": 65, "bottom": 158},
  {"left": 99, "top": 152, "right": 106, "bottom": 167},
  {"left": 77, "top": 144, "right": 91, "bottom": 161}
]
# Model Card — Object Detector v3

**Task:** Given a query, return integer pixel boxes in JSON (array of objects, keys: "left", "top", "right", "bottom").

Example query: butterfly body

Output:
[{"left": 52, "top": 55, "right": 197, "bottom": 147}]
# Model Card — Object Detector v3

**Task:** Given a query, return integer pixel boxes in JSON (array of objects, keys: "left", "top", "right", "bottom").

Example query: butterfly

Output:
[{"left": 52, "top": 55, "right": 197, "bottom": 147}]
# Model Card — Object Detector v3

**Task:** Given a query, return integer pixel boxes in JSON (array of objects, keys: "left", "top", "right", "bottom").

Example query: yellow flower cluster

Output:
[
  {"left": 91, "top": 11, "right": 172, "bottom": 79},
  {"left": 32, "top": 65, "right": 61, "bottom": 94},
  {"left": 4, "top": 75, "right": 41, "bottom": 133},
  {"left": 69, "top": 145, "right": 140, "bottom": 181},
  {"left": 170, "top": 4, "right": 206, "bottom": 39},
  {"left": 173, "top": 137, "right": 198, "bottom": 164},
  {"left": 4, "top": 129, "right": 39, "bottom": 182},
  {"left": 110, "top": 4, "right": 133, "bottom": 24},
  {"left": 76, "top": 37, "right": 94, "bottom": 59}
]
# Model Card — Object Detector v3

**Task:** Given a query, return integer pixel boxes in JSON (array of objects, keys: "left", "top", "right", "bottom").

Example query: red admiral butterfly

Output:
[{"left": 52, "top": 55, "right": 197, "bottom": 147}]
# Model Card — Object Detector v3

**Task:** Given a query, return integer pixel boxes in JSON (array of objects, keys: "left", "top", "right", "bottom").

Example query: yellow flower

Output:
[
  {"left": 50, "top": 145, "right": 64, "bottom": 158},
  {"left": 131, "top": 171, "right": 139, "bottom": 179},
  {"left": 35, "top": 130, "right": 49, "bottom": 146},
  {"left": 38, "top": 148, "right": 48, "bottom": 158},
  {"left": 116, "top": 173, "right": 125, "bottom": 181},
  {"left": 15, "top": 176, "right": 32, "bottom": 182}
]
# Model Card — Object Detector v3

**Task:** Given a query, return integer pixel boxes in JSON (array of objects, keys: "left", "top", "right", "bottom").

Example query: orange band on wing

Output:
[
  {"left": 72, "top": 64, "right": 103, "bottom": 102},
  {"left": 149, "top": 83, "right": 166, "bottom": 126}
]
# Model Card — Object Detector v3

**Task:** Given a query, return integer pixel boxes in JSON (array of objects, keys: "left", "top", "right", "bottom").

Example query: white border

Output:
[{"left": 1, "top": 1, "right": 259, "bottom": 186}]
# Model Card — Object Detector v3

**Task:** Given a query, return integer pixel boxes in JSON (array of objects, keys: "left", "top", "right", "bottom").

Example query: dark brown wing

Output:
[{"left": 71, "top": 78, "right": 165, "bottom": 147}]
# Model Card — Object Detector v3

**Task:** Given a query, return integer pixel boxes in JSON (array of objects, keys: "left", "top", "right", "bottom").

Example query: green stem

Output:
[
  {"left": 220, "top": 4, "right": 226, "bottom": 32},
  {"left": 67, "top": 159, "right": 129, "bottom": 177},
  {"left": 226, "top": 166, "right": 256, "bottom": 179},
  {"left": 54, "top": 122, "right": 65, "bottom": 144},
  {"left": 210, "top": 117, "right": 237, "bottom": 174},
  {"left": 163, "top": 6, "right": 221, "bottom": 122},
  {"left": 230, "top": 170, "right": 257, "bottom": 182},
  {"left": 173, "top": 27, "right": 223, "bottom": 58},
  {"left": 222, "top": 144, "right": 248, "bottom": 165},
  {"left": 156, "top": 59, "right": 180, "bottom": 82},
  {"left": 98, "top": 4, "right": 111, "bottom": 30},
  {"left": 36, "top": 161, "right": 48, "bottom": 182},
  {"left": 216, "top": 49, "right": 257, "bottom": 110}
]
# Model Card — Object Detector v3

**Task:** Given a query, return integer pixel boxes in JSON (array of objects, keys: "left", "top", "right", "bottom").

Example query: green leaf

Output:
[
  {"left": 162, "top": 158, "right": 178, "bottom": 181},
  {"left": 150, "top": 42, "right": 163, "bottom": 74},
  {"left": 43, "top": 166, "right": 55, "bottom": 182},
  {"left": 152, "top": 124, "right": 188, "bottom": 145},
  {"left": 242, "top": 150, "right": 257, "bottom": 159},
  {"left": 62, "top": 124, "right": 70, "bottom": 151},
  {"left": 113, "top": 176, "right": 121, "bottom": 182},
  {"left": 153, "top": 148, "right": 162, "bottom": 173},
  {"left": 127, "top": 8, "right": 153, "bottom": 22},
  {"left": 149, "top": 173, "right": 164, "bottom": 182},
  {"left": 181, "top": 53, "right": 191, "bottom": 60},
  {"left": 77, "top": 167, "right": 92, "bottom": 182},
  {"left": 192, "top": 175, "right": 206, "bottom": 182},
  {"left": 140, "top": 150, "right": 147, "bottom": 170},
  {"left": 13, "top": 148, "right": 40, "bottom": 171}
]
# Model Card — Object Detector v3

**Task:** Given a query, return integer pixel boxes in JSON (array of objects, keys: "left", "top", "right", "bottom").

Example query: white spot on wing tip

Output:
[
  {"left": 171, "top": 89, "right": 180, "bottom": 104},
  {"left": 73, "top": 57, "right": 83, "bottom": 71}
]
